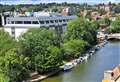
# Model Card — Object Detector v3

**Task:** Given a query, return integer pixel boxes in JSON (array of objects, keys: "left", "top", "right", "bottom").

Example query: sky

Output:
[{"left": 0, "top": 0, "right": 120, "bottom": 5}]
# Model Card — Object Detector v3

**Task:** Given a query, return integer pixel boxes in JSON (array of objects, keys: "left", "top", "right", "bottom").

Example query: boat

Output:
[
  {"left": 83, "top": 55, "right": 88, "bottom": 61},
  {"left": 73, "top": 59, "right": 81, "bottom": 64},
  {"left": 63, "top": 63, "right": 74, "bottom": 71},
  {"left": 79, "top": 57, "right": 84, "bottom": 62}
]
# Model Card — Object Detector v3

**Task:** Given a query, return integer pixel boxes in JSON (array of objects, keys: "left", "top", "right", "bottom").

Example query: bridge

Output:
[{"left": 107, "top": 33, "right": 120, "bottom": 40}]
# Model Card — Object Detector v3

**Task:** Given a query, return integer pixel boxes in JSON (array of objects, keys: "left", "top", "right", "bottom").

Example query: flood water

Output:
[{"left": 42, "top": 41, "right": 120, "bottom": 82}]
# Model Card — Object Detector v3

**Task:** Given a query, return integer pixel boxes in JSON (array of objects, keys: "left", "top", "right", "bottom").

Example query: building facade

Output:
[
  {"left": 2, "top": 13, "right": 77, "bottom": 38},
  {"left": 102, "top": 65, "right": 120, "bottom": 82}
]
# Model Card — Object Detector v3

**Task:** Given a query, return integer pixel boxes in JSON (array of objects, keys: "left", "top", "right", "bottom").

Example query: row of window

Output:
[
  {"left": 40, "top": 19, "right": 69, "bottom": 24},
  {"left": 8, "top": 19, "right": 70, "bottom": 24},
  {"left": 11, "top": 21, "right": 39, "bottom": 24}
]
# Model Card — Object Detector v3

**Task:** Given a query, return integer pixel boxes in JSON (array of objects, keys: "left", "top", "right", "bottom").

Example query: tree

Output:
[
  {"left": 0, "top": 48, "right": 30, "bottom": 82},
  {"left": 63, "top": 39, "right": 88, "bottom": 60},
  {"left": 18, "top": 28, "right": 62, "bottom": 73},
  {"left": 0, "top": 73, "right": 9, "bottom": 82},
  {"left": 0, "top": 29, "right": 15, "bottom": 55},
  {"left": 52, "top": 8, "right": 58, "bottom": 12},
  {"left": 107, "top": 16, "right": 120, "bottom": 33},
  {"left": 65, "top": 18, "right": 98, "bottom": 45}
]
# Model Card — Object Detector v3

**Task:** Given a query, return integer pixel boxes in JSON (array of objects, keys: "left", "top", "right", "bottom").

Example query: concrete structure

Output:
[
  {"left": 107, "top": 34, "right": 120, "bottom": 40},
  {"left": 102, "top": 65, "right": 120, "bottom": 82},
  {"left": 2, "top": 12, "right": 77, "bottom": 38}
]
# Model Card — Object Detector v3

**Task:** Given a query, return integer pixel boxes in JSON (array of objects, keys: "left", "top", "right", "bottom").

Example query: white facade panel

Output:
[{"left": 15, "top": 28, "right": 28, "bottom": 39}]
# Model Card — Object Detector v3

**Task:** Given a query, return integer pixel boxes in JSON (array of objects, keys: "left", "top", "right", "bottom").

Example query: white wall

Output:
[
  {"left": 15, "top": 28, "right": 28, "bottom": 38},
  {"left": 4, "top": 27, "right": 28, "bottom": 39}
]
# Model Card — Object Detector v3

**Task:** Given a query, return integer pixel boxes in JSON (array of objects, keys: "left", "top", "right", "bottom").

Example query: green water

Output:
[{"left": 42, "top": 41, "right": 120, "bottom": 82}]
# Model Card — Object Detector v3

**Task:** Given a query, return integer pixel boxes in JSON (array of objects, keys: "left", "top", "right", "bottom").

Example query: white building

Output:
[{"left": 2, "top": 12, "right": 77, "bottom": 39}]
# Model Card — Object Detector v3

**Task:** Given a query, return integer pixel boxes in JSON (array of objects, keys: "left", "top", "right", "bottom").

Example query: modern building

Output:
[
  {"left": 102, "top": 65, "right": 120, "bottom": 82},
  {"left": 2, "top": 12, "right": 77, "bottom": 39}
]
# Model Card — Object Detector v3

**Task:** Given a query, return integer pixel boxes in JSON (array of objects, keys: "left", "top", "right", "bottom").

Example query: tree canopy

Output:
[
  {"left": 107, "top": 16, "right": 120, "bottom": 33},
  {"left": 18, "top": 28, "right": 62, "bottom": 73}
]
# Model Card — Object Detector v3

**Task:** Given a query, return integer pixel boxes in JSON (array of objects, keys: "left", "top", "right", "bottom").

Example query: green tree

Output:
[
  {"left": 18, "top": 28, "right": 62, "bottom": 73},
  {"left": 0, "top": 29, "right": 15, "bottom": 55},
  {"left": 63, "top": 39, "right": 88, "bottom": 60},
  {"left": 107, "top": 16, "right": 120, "bottom": 33},
  {"left": 65, "top": 18, "right": 98, "bottom": 45},
  {"left": 0, "top": 48, "right": 30, "bottom": 82},
  {"left": 0, "top": 73, "right": 9, "bottom": 82}
]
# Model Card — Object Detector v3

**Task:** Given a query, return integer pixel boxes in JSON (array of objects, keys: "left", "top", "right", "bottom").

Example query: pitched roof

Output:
[{"left": 112, "top": 65, "right": 120, "bottom": 80}]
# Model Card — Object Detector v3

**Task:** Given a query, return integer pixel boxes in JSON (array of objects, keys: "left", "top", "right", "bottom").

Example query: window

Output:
[
  {"left": 50, "top": 20, "right": 54, "bottom": 23},
  {"left": 59, "top": 20, "right": 62, "bottom": 22},
  {"left": 32, "top": 21, "right": 39, "bottom": 24},
  {"left": 11, "top": 21, "right": 14, "bottom": 24},
  {"left": 46, "top": 21, "right": 49, "bottom": 24},
  {"left": 15, "top": 21, "right": 23, "bottom": 24},
  {"left": 63, "top": 19, "right": 66, "bottom": 22},
  {"left": 55, "top": 20, "right": 58, "bottom": 23},
  {"left": 40, "top": 21, "right": 44, "bottom": 24},
  {"left": 24, "top": 21, "right": 31, "bottom": 24}
]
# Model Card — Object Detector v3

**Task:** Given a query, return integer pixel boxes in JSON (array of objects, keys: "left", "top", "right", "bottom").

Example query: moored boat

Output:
[{"left": 63, "top": 63, "right": 74, "bottom": 71}]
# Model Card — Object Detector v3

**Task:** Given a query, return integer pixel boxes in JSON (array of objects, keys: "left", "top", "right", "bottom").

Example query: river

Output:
[{"left": 42, "top": 41, "right": 120, "bottom": 82}]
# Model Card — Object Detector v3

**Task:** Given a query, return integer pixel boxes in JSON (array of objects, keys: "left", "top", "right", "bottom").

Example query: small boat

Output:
[
  {"left": 85, "top": 53, "right": 90, "bottom": 57},
  {"left": 83, "top": 56, "right": 88, "bottom": 61},
  {"left": 79, "top": 57, "right": 84, "bottom": 62},
  {"left": 63, "top": 63, "right": 74, "bottom": 71},
  {"left": 95, "top": 46, "right": 99, "bottom": 51},
  {"left": 74, "top": 59, "right": 81, "bottom": 64},
  {"left": 72, "top": 61, "right": 77, "bottom": 66}
]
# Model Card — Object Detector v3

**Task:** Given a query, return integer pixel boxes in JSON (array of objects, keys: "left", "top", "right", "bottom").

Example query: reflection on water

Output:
[{"left": 42, "top": 41, "right": 120, "bottom": 82}]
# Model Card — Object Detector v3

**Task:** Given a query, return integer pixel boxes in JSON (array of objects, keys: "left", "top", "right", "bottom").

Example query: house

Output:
[
  {"left": 61, "top": 7, "right": 76, "bottom": 16},
  {"left": 102, "top": 65, "right": 120, "bottom": 82}
]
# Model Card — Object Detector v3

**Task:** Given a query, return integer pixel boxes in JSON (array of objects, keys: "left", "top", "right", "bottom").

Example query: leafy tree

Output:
[
  {"left": 65, "top": 18, "right": 98, "bottom": 45},
  {"left": 0, "top": 73, "right": 9, "bottom": 82},
  {"left": 0, "top": 48, "right": 30, "bottom": 82},
  {"left": 18, "top": 28, "right": 62, "bottom": 73},
  {"left": 104, "top": 17, "right": 111, "bottom": 26},
  {"left": 63, "top": 39, "right": 88, "bottom": 60},
  {"left": 0, "top": 29, "right": 15, "bottom": 55},
  {"left": 52, "top": 8, "right": 58, "bottom": 12},
  {"left": 107, "top": 16, "right": 120, "bottom": 33}
]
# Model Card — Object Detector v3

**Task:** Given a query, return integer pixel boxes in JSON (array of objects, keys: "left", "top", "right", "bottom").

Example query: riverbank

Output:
[
  {"left": 42, "top": 41, "right": 120, "bottom": 82},
  {"left": 26, "top": 40, "right": 108, "bottom": 82}
]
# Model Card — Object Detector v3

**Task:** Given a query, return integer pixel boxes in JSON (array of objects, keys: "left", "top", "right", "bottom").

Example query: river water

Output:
[{"left": 42, "top": 41, "right": 120, "bottom": 82}]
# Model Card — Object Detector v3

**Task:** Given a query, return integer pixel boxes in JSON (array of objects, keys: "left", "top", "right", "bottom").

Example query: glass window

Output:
[
  {"left": 50, "top": 20, "right": 54, "bottom": 23},
  {"left": 32, "top": 21, "right": 39, "bottom": 24},
  {"left": 59, "top": 20, "right": 62, "bottom": 22},
  {"left": 55, "top": 20, "right": 58, "bottom": 23},
  {"left": 24, "top": 21, "right": 31, "bottom": 24},
  {"left": 15, "top": 21, "right": 23, "bottom": 24},
  {"left": 46, "top": 21, "right": 49, "bottom": 24},
  {"left": 40, "top": 21, "right": 44, "bottom": 24},
  {"left": 63, "top": 19, "right": 66, "bottom": 22},
  {"left": 11, "top": 21, "right": 14, "bottom": 24}
]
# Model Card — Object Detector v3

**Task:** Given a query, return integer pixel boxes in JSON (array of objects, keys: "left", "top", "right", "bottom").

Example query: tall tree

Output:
[
  {"left": 18, "top": 28, "right": 62, "bottom": 73},
  {"left": 63, "top": 39, "right": 88, "bottom": 60},
  {"left": 107, "top": 16, "right": 120, "bottom": 33}
]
